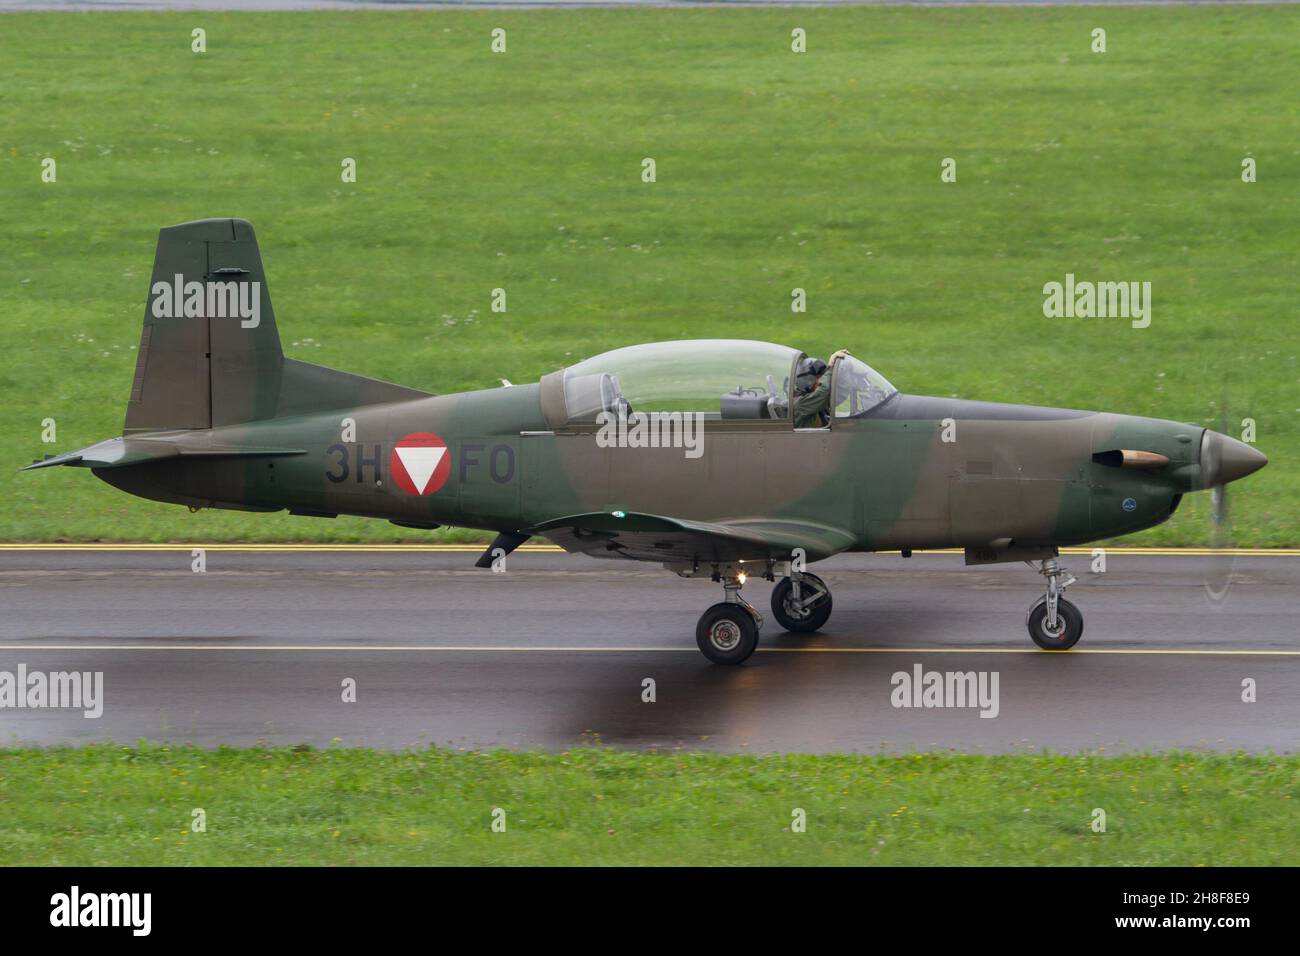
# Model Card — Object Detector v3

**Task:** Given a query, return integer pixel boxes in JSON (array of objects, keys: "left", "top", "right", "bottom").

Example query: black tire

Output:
[
  {"left": 770, "top": 574, "right": 833, "bottom": 633},
  {"left": 1026, "top": 597, "right": 1084, "bottom": 650},
  {"left": 696, "top": 603, "right": 759, "bottom": 664}
]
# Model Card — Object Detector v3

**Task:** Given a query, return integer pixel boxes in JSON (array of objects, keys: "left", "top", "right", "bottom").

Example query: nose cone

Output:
[{"left": 1201, "top": 430, "right": 1267, "bottom": 486}]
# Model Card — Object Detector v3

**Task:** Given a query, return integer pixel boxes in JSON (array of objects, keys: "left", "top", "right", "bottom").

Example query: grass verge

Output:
[{"left": 1, "top": 746, "right": 1295, "bottom": 865}]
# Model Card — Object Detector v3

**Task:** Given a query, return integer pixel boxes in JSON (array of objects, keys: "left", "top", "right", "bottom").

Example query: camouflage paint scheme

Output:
[{"left": 28, "top": 220, "right": 1267, "bottom": 575}]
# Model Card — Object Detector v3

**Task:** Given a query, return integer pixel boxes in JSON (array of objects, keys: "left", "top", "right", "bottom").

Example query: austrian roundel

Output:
[{"left": 390, "top": 432, "right": 451, "bottom": 496}]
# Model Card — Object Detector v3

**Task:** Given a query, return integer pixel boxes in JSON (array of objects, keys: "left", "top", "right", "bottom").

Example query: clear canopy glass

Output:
[
  {"left": 563, "top": 340, "right": 802, "bottom": 422},
  {"left": 832, "top": 355, "right": 898, "bottom": 418},
  {"left": 560, "top": 339, "right": 896, "bottom": 424}
]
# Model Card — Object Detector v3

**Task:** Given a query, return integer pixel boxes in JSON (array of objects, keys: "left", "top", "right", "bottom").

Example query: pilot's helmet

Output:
[{"left": 794, "top": 358, "right": 828, "bottom": 395}]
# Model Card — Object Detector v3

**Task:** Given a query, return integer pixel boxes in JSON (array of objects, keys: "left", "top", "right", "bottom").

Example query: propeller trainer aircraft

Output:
[{"left": 27, "top": 219, "right": 1268, "bottom": 663}]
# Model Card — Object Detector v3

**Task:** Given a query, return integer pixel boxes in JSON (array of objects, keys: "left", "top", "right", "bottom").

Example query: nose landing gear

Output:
[{"left": 1025, "top": 557, "right": 1083, "bottom": 650}]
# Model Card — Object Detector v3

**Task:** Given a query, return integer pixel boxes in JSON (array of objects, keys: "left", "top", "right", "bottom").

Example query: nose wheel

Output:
[{"left": 1025, "top": 557, "right": 1083, "bottom": 649}]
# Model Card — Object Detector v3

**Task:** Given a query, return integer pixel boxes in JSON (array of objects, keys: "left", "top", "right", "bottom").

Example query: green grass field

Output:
[
  {"left": 2, "top": 8, "right": 1296, "bottom": 544},
  {"left": 1, "top": 746, "right": 1294, "bottom": 865}
]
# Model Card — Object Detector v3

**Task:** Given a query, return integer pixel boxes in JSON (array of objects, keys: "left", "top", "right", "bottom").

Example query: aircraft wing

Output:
[
  {"left": 21, "top": 435, "right": 306, "bottom": 471},
  {"left": 526, "top": 511, "right": 856, "bottom": 564}
]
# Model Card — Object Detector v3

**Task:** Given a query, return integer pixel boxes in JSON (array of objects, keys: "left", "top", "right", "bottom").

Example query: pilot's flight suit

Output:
[{"left": 792, "top": 375, "right": 831, "bottom": 429}]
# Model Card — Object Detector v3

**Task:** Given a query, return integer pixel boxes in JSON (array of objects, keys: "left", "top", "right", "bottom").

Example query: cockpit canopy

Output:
[
  {"left": 563, "top": 339, "right": 798, "bottom": 423},
  {"left": 559, "top": 339, "right": 896, "bottom": 424},
  {"left": 831, "top": 354, "right": 898, "bottom": 419}
]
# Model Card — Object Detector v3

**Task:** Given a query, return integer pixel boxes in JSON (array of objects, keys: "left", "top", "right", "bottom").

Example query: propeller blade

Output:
[{"left": 1203, "top": 397, "right": 1235, "bottom": 607}]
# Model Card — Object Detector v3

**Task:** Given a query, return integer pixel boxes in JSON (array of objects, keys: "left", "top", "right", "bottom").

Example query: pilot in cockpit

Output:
[{"left": 792, "top": 350, "right": 848, "bottom": 429}]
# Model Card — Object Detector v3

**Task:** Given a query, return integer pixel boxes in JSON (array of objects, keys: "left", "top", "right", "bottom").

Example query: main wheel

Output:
[
  {"left": 696, "top": 603, "right": 759, "bottom": 665},
  {"left": 1026, "top": 597, "right": 1084, "bottom": 650},
  {"left": 770, "top": 574, "right": 833, "bottom": 633}
]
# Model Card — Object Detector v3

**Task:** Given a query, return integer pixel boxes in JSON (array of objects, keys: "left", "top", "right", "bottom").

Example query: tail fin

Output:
[{"left": 125, "top": 218, "right": 427, "bottom": 434}]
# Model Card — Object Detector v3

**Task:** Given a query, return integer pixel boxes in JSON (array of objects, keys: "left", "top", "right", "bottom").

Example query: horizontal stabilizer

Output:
[{"left": 22, "top": 435, "right": 305, "bottom": 471}]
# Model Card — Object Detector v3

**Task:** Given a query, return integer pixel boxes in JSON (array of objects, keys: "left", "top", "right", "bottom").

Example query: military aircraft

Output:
[{"left": 26, "top": 219, "right": 1268, "bottom": 664}]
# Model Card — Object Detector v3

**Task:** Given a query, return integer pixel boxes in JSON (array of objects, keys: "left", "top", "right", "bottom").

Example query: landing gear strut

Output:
[
  {"left": 771, "top": 572, "right": 833, "bottom": 633},
  {"left": 1025, "top": 557, "right": 1083, "bottom": 650},
  {"left": 695, "top": 569, "right": 763, "bottom": 665},
  {"left": 676, "top": 560, "right": 838, "bottom": 664}
]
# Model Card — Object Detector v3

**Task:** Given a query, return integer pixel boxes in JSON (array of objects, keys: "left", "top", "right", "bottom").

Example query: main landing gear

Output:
[
  {"left": 771, "top": 572, "right": 833, "bottom": 633},
  {"left": 696, "top": 572, "right": 763, "bottom": 665},
  {"left": 679, "top": 562, "right": 835, "bottom": 665},
  {"left": 1025, "top": 556, "right": 1083, "bottom": 650}
]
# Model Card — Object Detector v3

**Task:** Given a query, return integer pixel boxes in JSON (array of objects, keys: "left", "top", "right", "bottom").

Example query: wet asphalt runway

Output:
[{"left": 0, "top": 548, "right": 1296, "bottom": 753}]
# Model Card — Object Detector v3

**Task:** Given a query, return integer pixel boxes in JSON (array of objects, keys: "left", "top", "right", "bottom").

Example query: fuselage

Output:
[{"left": 94, "top": 380, "right": 1242, "bottom": 554}]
